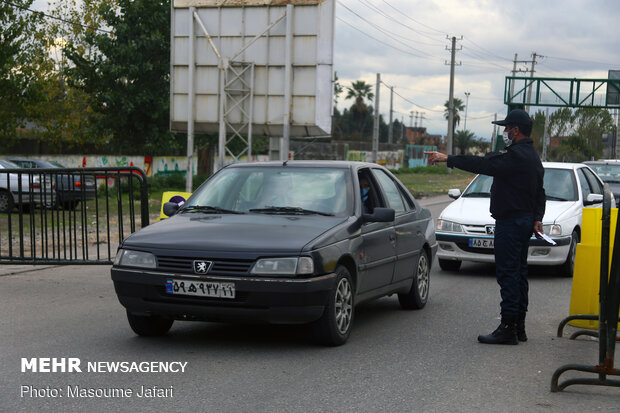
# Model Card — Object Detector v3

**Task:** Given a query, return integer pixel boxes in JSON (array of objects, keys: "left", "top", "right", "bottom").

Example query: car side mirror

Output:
[
  {"left": 163, "top": 202, "right": 181, "bottom": 217},
  {"left": 584, "top": 193, "right": 603, "bottom": 206},
  {"left": 362, "top": 207, "right": 395, "bottom": 223},
  {"left": 448, "top": 188, "right": 461, "bottom": 199}
]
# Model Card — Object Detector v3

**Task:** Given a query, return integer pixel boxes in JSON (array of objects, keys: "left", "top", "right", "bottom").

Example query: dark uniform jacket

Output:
[{"left": 447, "top": 138, "right": 545, "bottom": 221}]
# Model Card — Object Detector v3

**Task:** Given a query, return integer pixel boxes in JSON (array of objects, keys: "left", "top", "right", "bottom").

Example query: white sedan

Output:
[{"left": 435, "top": 162, "right": 610, "bottom": 277}]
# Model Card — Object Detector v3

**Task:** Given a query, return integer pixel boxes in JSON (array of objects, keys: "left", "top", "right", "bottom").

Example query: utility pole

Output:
[
  {"left": 414, "top": 111, "right": 419, "bottom": 128},
  {"left": 388, "top": 86, "right": 394, "bottom": 144},
  {"left": 525, "top": 52, "right": 538, "bottom": 113},
  {"left": 446, "top": 35, "right": 462, "bottom": 156},
  {"left": 400, "top": 116, "right": 405, "bottom": 143},
  {"left": 372, "top": 73, "right": 380, "bottom": 163},
  {"left": 542, "top": 108, "right": 550, "bottom": 161},
  {"left": 509, "top": 53, "right": 532, "bottom": 110},
  {"left": 409, "top": 111, "right": 414, "bottom": 127},
  {"left": 464, "top": 92, "right": 470, "bottom": 130},
  {"left": 419, "top": 113, "right": 425, "bottom": 128},
  {"left": 491, "top": 113, "right": 497, "bottom": 151}
]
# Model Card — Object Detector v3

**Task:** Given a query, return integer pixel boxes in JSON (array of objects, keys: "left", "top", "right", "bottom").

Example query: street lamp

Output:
[{"left": 464, "top": 92, "right": 471, "bottom": 131}]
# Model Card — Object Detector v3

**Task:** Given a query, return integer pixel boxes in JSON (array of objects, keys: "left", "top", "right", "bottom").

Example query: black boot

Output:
[
  {"left": 478, "top": 316, "right": 518, "bottom": 345},
  {"left": 516, "top": 313, "right": 527, "bottom": 342}
]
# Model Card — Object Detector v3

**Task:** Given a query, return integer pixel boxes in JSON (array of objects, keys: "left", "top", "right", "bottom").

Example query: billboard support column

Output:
[
  {"left": 186, "top": 7, "right": 195, "bottom": 192},
  {"left": 281, "top": 4, "right": 294, "bottom": 161},
  {"left": 218, "top": 59, "right": 228, "bottom": 170}
]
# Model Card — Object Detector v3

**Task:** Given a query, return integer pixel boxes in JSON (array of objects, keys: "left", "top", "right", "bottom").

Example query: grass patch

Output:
[{"left": 391, "top": 165, "right": 476, "bottom": 198}]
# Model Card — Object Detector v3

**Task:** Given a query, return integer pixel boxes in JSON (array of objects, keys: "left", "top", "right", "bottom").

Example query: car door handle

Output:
[{"left": 389, "top": 234, "right": 396, "bottom": 242}]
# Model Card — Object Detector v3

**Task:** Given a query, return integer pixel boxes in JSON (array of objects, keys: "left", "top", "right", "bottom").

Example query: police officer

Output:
[{"left": 425, "top": 109, "right": 545, "bottom": 344}]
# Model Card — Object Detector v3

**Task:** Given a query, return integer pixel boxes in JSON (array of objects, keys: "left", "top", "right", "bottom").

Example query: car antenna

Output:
[{"left": 283, "top": 160, "right": 288, "bottom": 166}]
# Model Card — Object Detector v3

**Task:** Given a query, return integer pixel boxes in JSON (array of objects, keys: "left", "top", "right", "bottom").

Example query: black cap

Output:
[{"left": 492, "top": 109, "right": 532, "bottom": 127}]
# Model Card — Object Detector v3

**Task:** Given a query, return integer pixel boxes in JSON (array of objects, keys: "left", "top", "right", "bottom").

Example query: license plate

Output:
[
  {"left": 166, "top": 279, "right": 235, "bottom": 299},
  {"left": 469, "top": 238, "right": 494, "bottom": 248}
]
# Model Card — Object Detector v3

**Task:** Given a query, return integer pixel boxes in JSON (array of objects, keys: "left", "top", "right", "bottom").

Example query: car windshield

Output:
[
  {"left": 0, "top": 160, "right": 19, "bottom": 168},
  {"left": 462, "top": 174, "right": 492, "bottom": 197},
  {"left": 586, "top": 163, "right": 620, "bottom": 183},
  {"left": 185, "top": 166, "right": 353, "bottom": 216},
  {"left": 462, "top": 169, "right": 577, "bottom": 201}
]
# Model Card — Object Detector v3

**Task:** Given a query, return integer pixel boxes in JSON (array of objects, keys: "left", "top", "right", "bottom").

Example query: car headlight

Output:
[
  {"left": 114, "top": 249, "right": 156, "bottom": 268},
  {"left": 251, "top": 257, "right": 314, "bottom": 276},
  {"left": 436, "top": 219, "right": 464, "bottom": 233},
  {"left": 542, "top": 224, "right": 562, "bottom": 236}
]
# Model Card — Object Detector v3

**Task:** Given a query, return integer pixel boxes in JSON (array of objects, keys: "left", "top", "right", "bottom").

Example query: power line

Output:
[
  {"left": 0, "top": 0, "right": 111, "bottom": 34},
  {"left": 336, "top": 16, "right": 440, "bottom": 60},
  {"left": 337, "top": 2, "right": 434, "bottom": 57},
  {"left": 544, "top": 54, "right": 620, "bottom": 68},
  {"left": 380, "top": 0, "right": 446, "bottom": 35},
  {"left": 392, "top": 88, "right": 444, "bottom": 113}
]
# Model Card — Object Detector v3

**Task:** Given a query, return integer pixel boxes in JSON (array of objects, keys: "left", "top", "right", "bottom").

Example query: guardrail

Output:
[{"left": 0, "top": 167, "right": 149, "bottom": 265}]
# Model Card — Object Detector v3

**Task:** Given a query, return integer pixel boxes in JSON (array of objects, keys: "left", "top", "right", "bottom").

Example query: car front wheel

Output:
[
  {"left": 0, "top": 190, "right": 14, "bottom": 213},
  {"left": 398, "top": 250, "right": 430, "bottom": 309},
  {"left": 312, "top": 265, "right": 354, "bottom": 346},
  {"left": 559, "top": 230, "right": 579, "bottom": 277},
  {"left": 126, "top": 311, "right": 174, "bottom": 336}
]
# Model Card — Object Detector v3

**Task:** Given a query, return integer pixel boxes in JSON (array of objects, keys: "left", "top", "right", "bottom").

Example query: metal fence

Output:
[{"left": 0, "top": 167, "right": 149, "bottom": 265}]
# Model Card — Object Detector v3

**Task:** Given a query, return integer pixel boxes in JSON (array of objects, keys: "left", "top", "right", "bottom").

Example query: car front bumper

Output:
[
  {"left": 111, "top": 267, "right": 337, "bottom": 324},
  {"left": 435, "top": 233, "right": 572, "bottom": 266}
]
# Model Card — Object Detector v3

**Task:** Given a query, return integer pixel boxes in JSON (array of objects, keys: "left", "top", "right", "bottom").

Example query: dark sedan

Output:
[
  {"left": 9, "top": 158, "right": 97, "bottom": 209},
  {"left": 111, "top": 161, "right": 437, "bottom": 345}
]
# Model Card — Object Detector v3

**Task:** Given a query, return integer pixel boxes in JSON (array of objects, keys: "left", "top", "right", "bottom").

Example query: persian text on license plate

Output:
[
  {"left": 469, "top": 238, "right": 494, "bottom": 248},
  {"left": 166, "top": 279, "right": 235, "bottom": 299}
]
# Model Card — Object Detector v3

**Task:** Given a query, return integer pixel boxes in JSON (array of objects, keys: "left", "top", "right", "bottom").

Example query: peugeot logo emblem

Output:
[
  {"left": 486, "top": 226, "right": 495, "bottom": 235},
  {"left": 193, "top": 260, "right": 213, "bottom": 274}
]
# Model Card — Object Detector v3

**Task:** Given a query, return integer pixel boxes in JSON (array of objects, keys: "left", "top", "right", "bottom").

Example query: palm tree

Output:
[
  {"left": 444, "top": 97, "right": 465, "bottom": 132},
  {"left": 454, "top": 129, "right": 475, "bottom": 154},
  {"left": 346, "top": 80, "right": 374, "bottom": 138}
]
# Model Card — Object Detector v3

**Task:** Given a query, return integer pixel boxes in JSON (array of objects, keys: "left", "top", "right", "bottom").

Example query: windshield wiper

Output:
[
  {"left": 546, "top": 195, "right": 570, "bottom": 201},
  {"left": 249, "top": 206, "right": 334, "bottom": 216},
  {"left": 462, "top": 192, "right": 490, "bottom": 198},
  {"left": 183, "top": 205, "right": 244, "bottom": 214}
]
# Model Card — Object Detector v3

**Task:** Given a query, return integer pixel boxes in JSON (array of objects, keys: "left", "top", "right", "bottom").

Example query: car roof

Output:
[
  {"left": 542, "top": 161, "right": 588, "bottom": 170},
  {"left": 224, "top": 160, "right": 381, "bottom": 170}
]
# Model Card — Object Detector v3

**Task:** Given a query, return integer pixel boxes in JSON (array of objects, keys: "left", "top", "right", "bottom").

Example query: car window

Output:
[
  {"left": 583, "top": 168, "right": 603, "bottom": 195},
  {"left": 371, "top": 169, "right": 406, "bottom": 214},
  {"left": 576, "top": 169, "right": 592, "bottom": 200},
  {"left": 188, "top": 167, "right": 352, "bottom": 216},
  {"left": 586, "top": 163, "right": 620, "bottom": 183},
  {"left": 543, "top": 168, "right": 577, "bottom": 201}
]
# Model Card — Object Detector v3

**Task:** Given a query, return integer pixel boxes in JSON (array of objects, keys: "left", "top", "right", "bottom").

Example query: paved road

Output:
[{"left": 1, "top": 196, "right": 618, "bottom": 412}]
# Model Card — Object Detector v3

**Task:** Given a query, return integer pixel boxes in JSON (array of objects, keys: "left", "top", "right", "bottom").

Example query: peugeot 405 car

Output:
[
  {"left": 436, "top": 162, "right": 610, "bottom": 277},
  {"left": 111, "top": 161, "right": 437, "bottom": 346}
]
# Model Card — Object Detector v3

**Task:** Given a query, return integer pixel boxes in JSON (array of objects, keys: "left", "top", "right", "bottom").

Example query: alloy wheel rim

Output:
[
  {"left": 335, "top": 277, "right": 352, "bottom": 334},
  {"left": 417, "top": 254, "right": 429, "bottom": 300}
]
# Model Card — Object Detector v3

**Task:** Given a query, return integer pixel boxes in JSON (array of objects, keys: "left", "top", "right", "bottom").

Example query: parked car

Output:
[
  {"left": 0, "top": 159, "right": 56, "bottom": 213},
  {"left": 584, "top": 160, "right": 620, "bottom": 205},
  {"left": 111, "top": 161, "right": 438, "bottom": 345},
  {"left": 8, "top": 158, "right": 97, "bottom": 210},
  {"left": 435, "top": 162, "right": 610, "bottom": 277}
]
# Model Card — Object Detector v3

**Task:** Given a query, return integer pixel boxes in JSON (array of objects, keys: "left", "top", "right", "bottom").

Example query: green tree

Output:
[
  {"left": 63, "top": 0, "right": 180, "bottom": 154},
  {"left": 454, "top": 129, "right": 475, "bottom": 154},
  {"left": 0, "top": 0, "right": 46, "bottom": 147},
  {"left": 345, "top": 80, "right": 374, "bottom": 139},
  {"left": 443, "top": 97, "right": 465, "bottom": 132}
]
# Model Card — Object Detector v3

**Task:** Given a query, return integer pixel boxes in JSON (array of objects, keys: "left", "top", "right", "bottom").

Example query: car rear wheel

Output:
[
  {"left": 312, "top": 265, "right": 354, "bottom": 346},
  {"left": 126, "top": 311, "right": 174, "bottom": 336},
  {"left": 438, "top": 258, "right": 461, "bottom": 271},
  {"left": 0, "top": 190, "right": 14, "bottom": 213},
  {"left": 398, "top": 250, "right": 430, "bottom": 309},
  {"left": 559, "top": 230, "right": 579, "bottom": 277}
]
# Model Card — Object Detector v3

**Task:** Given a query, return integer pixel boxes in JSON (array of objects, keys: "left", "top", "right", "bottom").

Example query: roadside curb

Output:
[{"left": 0, "top": 265, "right": 61, "bottom": 277}]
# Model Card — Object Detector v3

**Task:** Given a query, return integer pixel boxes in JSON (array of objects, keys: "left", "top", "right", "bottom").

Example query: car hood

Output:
[
  {"left": 439, "top": 197, "right": 579, "bottom": 225},
  {"left": 122, "top": 212, "right": 348, "bottom": 253}
]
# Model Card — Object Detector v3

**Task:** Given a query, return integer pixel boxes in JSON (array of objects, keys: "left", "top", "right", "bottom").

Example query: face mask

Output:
[
  {"left": 361, "top": 188, "right": 369, "bottom": 202},
  {"left": 502, "top": 128, "right": 513, "bottom": 146}
]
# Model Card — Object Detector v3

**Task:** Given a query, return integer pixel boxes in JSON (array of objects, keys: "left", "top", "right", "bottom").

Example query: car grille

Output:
[{"left": 156, "top": 255, "right": 254, "bottom": 275}]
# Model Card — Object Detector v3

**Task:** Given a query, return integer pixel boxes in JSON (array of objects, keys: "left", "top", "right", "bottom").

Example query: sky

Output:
[
  {"left": 333, "top": 0, "right": 620, "bottom": 140},
  {"left": 29, "top": 0, "right": 620, "bottom": 141}
]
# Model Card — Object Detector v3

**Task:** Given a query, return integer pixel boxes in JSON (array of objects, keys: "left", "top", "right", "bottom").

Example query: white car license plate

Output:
[
  {"left": 469, "top": 238, "right": 494, "bottom": 248},
  {"left": 166, "top": 279, "right": 235, "bottom": 299}
]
